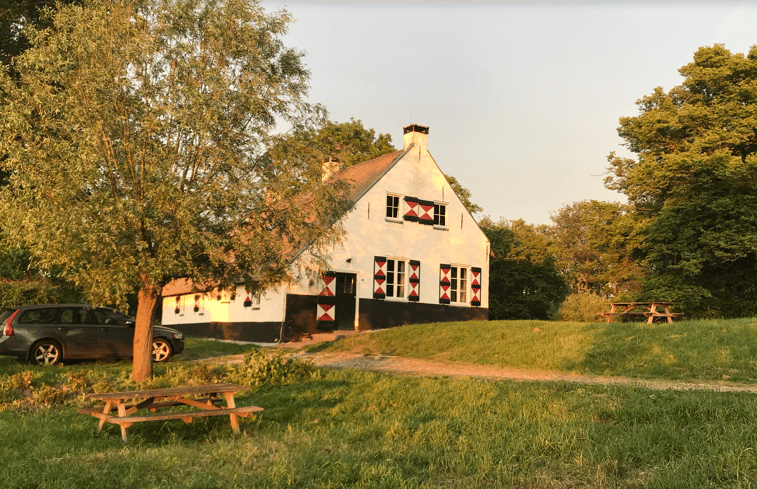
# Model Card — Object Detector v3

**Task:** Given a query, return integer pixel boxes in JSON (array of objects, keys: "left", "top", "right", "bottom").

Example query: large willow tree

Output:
[
  {"left": 607, "top": 45, "right": 757, "bottom": 316},
  {"left": 0, "top": 0, "right": 349, "bottom": 381}
]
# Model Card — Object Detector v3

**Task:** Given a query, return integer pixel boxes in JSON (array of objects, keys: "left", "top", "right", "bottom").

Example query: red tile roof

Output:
[{"left": 333, "top": 149, "right": 406, "bottom": 202}]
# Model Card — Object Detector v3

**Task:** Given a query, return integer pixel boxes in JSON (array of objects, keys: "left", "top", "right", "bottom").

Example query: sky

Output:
[{"left": 261, "top": 0, "right": 757, "bottom": 224}]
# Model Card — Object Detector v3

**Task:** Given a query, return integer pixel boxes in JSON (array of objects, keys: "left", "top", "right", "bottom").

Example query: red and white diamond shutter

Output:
[
  {"left": 316, "top": 302, "right": 335, "bottom": 322},
  {"left": 404, "top": 197, "right": 419, "bottom": 222},
  {"left": 439, "top": 264, "right": 451, "bottom": 304},
  {"left": 317, "top": 272, "right": 337, "bottom": 322},
  {"left": 319, "top": 272, "right": 336, "bottom": 297},
  {"left": 373, "top": 257, "right": 387, "bottom": 299},
  {"left": 470, "top": 267, "right": 482, "bottom": 306},
  {"left": 418, "top": 199, "right": 435, "bottom": 225},
  {"left": 408, "top": 260, "right": 421, "bottom": 302}
]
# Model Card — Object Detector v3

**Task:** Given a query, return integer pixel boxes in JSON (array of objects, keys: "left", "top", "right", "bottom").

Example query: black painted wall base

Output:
[
  {"left": 357, "top": 298, "right": 488, "bottom": 331},
  {"left": 171, "top": 321, "right": 282, "bottom": 343},
  {"left": 170, "top": 296, "right": 489, "bottom": 343}
]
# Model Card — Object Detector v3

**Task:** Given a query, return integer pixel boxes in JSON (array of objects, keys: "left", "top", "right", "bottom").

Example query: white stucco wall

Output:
[
  {"left": 161, "top": 284, "right": 287, "bottom": 326},
  {"left": 293, "top": 133, "right": 490, "bottom": 310}
]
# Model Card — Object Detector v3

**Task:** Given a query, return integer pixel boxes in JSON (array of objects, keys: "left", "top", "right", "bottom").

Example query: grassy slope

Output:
[{"left": 321, "top": 318, "right": 757, "bottom": 383}]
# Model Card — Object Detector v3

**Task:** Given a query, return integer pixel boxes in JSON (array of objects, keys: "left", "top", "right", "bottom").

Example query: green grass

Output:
[
  {"left": 4, "top": 321, "right": 757, "bottom": 487},
  {"left": 178, "top": 337, "right": 259, "bottom": 360},
  {"left": 321, "top": 318, "right": 757, "bottom": 383},
  {"left": 3, "top": 367, "right": 757, "bottom": 488}
]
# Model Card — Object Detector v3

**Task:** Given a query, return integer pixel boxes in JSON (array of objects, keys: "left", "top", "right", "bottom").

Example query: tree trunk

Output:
[{"left": 132, "top": 283, "right": 159, "bottom": 383}]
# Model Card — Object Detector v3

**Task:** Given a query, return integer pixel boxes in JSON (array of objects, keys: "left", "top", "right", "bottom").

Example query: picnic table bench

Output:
[
  {"left": 77, "top": 383, "right": 262, "bottom": 442},
  {"left": 601, "top": 302, "right": 683, "bottom": 324}
]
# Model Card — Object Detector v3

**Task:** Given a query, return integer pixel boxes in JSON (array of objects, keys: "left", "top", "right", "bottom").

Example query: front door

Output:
[{"left": 334, "top": 273, "right": 357, "bottom": 330}]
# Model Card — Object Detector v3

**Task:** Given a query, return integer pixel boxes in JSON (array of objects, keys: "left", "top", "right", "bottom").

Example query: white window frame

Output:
[
  {"left": 385, "top": 258, "right": 407, "bottom": 299},
  {"left": 449, "top": 265, "right": 469, "bottom": 304},
  {"left": 433, "top": 202, "right": 447, "bottom": 229},
  {"left": 386, "top": 193, "right": 403, "bottom": 222}
]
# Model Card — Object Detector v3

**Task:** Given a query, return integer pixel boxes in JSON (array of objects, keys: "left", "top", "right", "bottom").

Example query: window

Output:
[
  {"left": 434, "top": 203, "right": 446, "bottom": 227},
  {"left": 336, "top": 274, "right": 356, "bottom": 295},
  {"left": 386, "top": 194, "right": 401, "bottom": 219},
  {"left": 386, "top": 258, "right": 406, "bottom": 298},
  {"left": 18, "top": 308, "right": 58, "bottom": 324},
  {"left": 450, "top": 266, "right": 468, "bottom": 303}
]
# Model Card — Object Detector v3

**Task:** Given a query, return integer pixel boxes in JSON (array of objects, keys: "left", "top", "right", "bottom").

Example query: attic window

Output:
[
  {"left": 386, "top": 194, "right": 401, "bottom": 220},
  {"left": 434, "top": 203, "right": 447, "bottom": 228}
]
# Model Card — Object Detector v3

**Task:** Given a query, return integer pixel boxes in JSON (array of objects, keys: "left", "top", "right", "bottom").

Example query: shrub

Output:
[
  {"left": 231, "top": 349, "right": 318, "bottom": 387},
  {"left": 556, "top": 293, "right": 610, "bottom": 322}
]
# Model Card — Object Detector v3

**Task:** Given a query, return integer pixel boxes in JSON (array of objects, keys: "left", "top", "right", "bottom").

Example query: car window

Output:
[
  {"left": 18, "top": 308, "right": 58, "bottom": 324},
  {"left": 91, "top": 308, "right": 131, "bottom": 326},
  {"left": 0, "top": 308, "right": 17, "bottom": 324},
  {"left": 58, "top": 307, "right": 89, "bottom": 325}
]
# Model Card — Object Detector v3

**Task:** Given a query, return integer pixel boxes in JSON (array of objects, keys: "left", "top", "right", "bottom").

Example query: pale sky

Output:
[{"left": 261, "top": 0, "right": 757, "bottom": 224}]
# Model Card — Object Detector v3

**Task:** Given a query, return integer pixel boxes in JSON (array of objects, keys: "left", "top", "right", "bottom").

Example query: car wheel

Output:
[
  {"left": 152, "top": 338, "right": 172, "bottom": 362},
  {"left": 31, "top": 341, "right": 62, "bottom": 366}
]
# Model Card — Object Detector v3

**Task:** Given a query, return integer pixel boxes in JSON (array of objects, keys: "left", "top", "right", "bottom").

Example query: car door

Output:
[
  {"left": 90, "top": 308, "right": 134, "bottom": 358},
  {"left": 54, "top": 307, "right": 97, "bottom": 358}
]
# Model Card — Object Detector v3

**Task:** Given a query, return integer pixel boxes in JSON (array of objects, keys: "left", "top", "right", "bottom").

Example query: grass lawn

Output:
[
  {"left": 321, "top": 318, "right": 757, "bottom": 383},
  {"left": 2, "top": 322, "right": 757, "bottom": 487}
]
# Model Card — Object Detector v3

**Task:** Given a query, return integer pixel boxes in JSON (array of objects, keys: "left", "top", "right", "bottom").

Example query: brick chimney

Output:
[{"left": 403, "top": 124, "right": 429, "bottom": 153}]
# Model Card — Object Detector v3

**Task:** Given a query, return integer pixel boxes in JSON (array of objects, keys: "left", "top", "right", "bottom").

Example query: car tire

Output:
[
  {"left": 30, "top": 340, "right": 62, "bottom": 366},
  {"left": 152, "top": 338, "right": 172, "bottom": 362}
]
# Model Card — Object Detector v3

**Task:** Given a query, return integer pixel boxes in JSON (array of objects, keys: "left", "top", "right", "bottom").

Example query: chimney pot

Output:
[{"left": 403, "top": 124, "right": 429, "bottom": 152}]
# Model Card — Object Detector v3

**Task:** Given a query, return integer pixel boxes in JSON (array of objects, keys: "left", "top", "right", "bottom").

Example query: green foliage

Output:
[
  {"left": 607, "top": 45, "right": 757, "bottom": 317},
  {"left": 231, "top": 349, "right": 318, "bottom": 386},
  {"left": 555, "top": 292, "right": 610, "bottom": 322},
  {"left": 549, "top": 200, "right": 644, "bottom": 297},
  {"left": 480, "top": 217, "right": 569, "bottom": 320},
  {"left": 0, "top": 1, "right": 81, "bottom": 68},
  {"left": 273, "top": 118, "right": 396, "bottom": 172}
]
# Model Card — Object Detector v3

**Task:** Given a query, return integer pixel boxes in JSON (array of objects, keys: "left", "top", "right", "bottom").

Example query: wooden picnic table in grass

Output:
[
  {"left": 77, "top": 383, "right": 262, "bottom": 442},
  {"left": 601, "top": 302, "right": 683, "bottom": 324}
]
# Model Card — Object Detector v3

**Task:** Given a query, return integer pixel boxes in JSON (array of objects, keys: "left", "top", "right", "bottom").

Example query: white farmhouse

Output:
[{"left": 161, "top": 124, "right": 490, "bottom": 341}]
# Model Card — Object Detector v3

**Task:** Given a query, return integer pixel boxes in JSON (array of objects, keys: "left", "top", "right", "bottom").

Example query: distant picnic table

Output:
[
  {"left": 77, "top": 383, "right": 262, "bottom": 442},
  {"left": 601, "top": 302, "right": 682, "bottom": 324}
]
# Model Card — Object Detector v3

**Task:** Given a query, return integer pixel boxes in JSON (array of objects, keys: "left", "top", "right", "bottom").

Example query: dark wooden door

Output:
[{"left": 334, "top": 273, "right": 357, "bottom": 330}]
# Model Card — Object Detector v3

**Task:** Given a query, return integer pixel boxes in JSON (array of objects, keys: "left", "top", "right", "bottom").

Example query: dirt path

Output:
[{"left": 294, "top": 350, "right": 757, "bottom": 394}]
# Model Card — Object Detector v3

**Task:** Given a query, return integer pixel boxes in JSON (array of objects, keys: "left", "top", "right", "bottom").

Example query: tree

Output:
[
  {"left": 1, "top": 1, "right": 81, "bottom": 68},
  {"left": 607, "top": 45, "right": 757, "bottom": 316},
  {"left": 480, "top": 217, "right": 568, "bottom": 320},
  {"left": 444, "top": 174, "right": 483, "bottom": 215},
  {"left": 0, "top": 0, "right": 350, "bottom": 381},
  {"left": 549, "top": 200, "right": 644, "bottom": 298},
  {"left": 281, "top": 118, "right": 396, "bottom": 169}
]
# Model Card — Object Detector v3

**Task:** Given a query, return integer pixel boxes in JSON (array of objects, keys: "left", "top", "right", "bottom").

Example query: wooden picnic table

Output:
[
  {"left": 601, "top": 302, "right": 682, "bottom": 324},
  {"left": 77, "top": 383, "right": 262, "bottom": 442}
]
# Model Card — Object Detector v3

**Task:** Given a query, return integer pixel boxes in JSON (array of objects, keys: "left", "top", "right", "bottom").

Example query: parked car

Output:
[{"left": 0, "top": 304, "right": 185, "bottom": 365}]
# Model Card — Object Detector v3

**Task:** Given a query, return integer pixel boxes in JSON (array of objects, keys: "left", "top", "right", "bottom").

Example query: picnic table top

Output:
[
  {"left": 610, "top": 301, "right": 673, "bottom": 306},
  {"left": 86, "top": 383, "right": 249, "bottom": 401}
]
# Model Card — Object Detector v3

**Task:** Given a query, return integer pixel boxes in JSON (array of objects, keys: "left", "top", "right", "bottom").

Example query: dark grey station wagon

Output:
[{"left": 0, "top": 304, "right": 184, "bottom": 365}]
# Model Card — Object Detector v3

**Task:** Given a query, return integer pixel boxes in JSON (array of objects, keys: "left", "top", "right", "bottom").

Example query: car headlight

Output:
[{"left": 173, "top": 333, "right": 184, "bottom": 340}]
